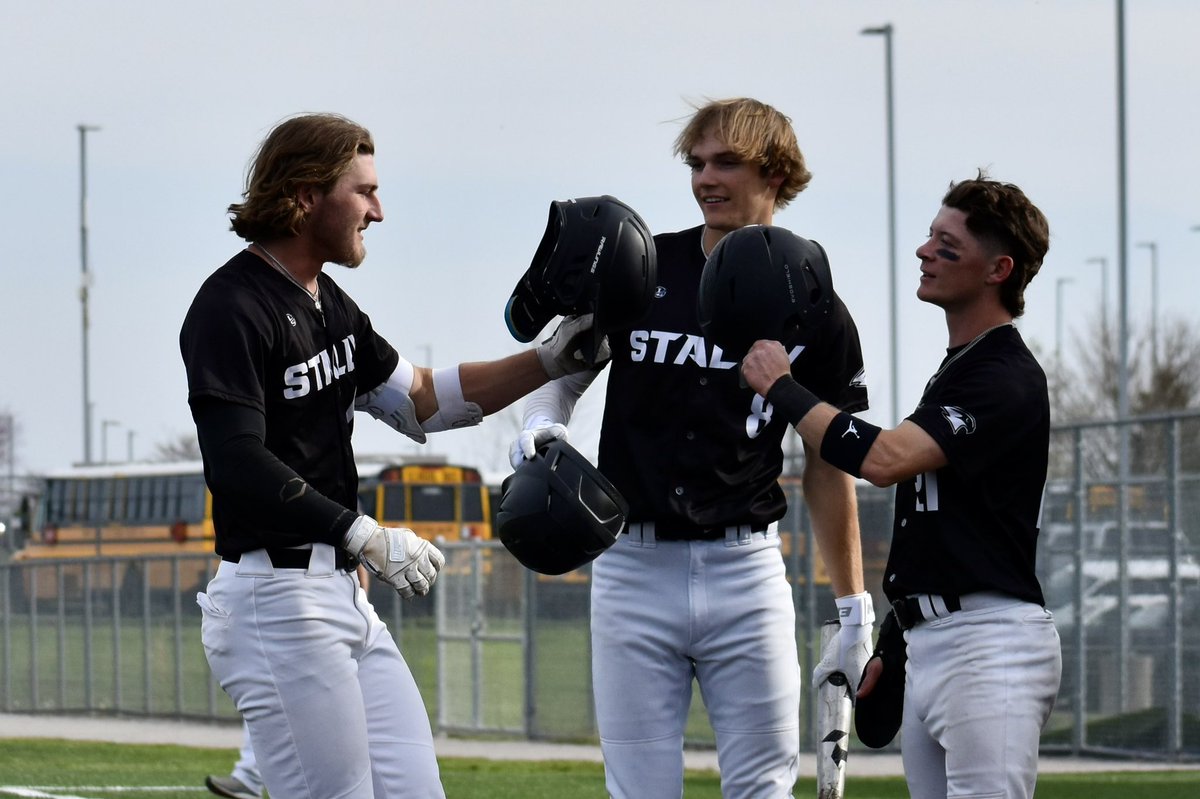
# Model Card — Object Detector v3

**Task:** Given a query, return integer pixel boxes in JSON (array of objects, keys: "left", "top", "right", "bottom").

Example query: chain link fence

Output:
[
  {"left": 1, "top": 413, "right": 1197, "bottom": 761},
  {"left": 1039, "top": 411, "right": 1200, "bottom": 758}
]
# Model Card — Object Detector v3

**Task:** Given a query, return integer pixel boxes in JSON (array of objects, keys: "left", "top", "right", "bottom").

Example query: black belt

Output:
[
  {"left": 624, "top": 522, "right": 768, "bottom": 541},
  {"left": 890, "top": 594, "right": 961, "bottom": 631},
  {"left": 223, "top": 547, "right": 358, "bottom": 572}
]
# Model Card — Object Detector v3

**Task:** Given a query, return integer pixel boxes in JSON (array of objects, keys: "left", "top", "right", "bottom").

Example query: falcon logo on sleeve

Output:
[{"left": 940, "top": 405, "right": 977, "bottom": 435}]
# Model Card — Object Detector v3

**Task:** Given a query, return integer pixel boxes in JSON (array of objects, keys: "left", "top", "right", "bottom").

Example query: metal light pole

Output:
[
  {"left": 78, "top": 124, "right": 101, "bottom": 465},
  {"left": 861, "top": 23, "right": 898, "bottom": 426},
  {"left": 1055, "top": 277, "right": 1075, "bottom": 365},
  {"left": 127, "top": 429, "right": 136, "bottom": 463},
  {"left": 1115, "top": 2, "right": 1129, "bottom": 422},
  {"left": 1135, "top": 241, "right": 1158, "bottom": 368},
  {"left": 1114, "top": 0, "right": 1132, "bottom": 718},
  {"left": 1086, "top": 256, "right": 1109, "bottom": 330},
  {"left": 101, "top": 419, "right": 119, "bottom": 464}
]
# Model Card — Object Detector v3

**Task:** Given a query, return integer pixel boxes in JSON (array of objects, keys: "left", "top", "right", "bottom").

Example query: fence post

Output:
[
  {"left": 1166, "top": 418, "right": 1182, "bottom": 756},
  {"left": 84, "top": 561, "right": 94, "bottom": 711},
  {"left": 1, "top": 568, "right": 10, "bottom": 710},
  {"left": 522, "top": 566, "right": 536, "bottom": 739},
  {"left": 1071, "top": 425, "right": 1086, "bottom": 755},
  {"left": 435, "top": 560, "right": 446, "bottom": 734},
  {"left": 471, "top": 540, "right": 484, "bottom": 730}
]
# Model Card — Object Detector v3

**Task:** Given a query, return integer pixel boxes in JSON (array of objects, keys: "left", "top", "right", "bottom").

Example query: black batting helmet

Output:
[
  {"left": 504, "top": 195, "right": 657, "bottom": 361},
  {"left": 496, "top": 439, "right": 629, "bottom": 576},
  {"left": 696, "top": 224, "right": 835, "bottom": 359}
]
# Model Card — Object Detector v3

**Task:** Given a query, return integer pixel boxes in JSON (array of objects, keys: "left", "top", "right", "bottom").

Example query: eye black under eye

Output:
[{"left": 936, "top": 248, "right": 961, "bottom": 262}]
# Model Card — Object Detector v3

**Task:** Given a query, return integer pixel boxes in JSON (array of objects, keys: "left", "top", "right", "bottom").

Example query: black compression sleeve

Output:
[
  {"left": 765, "top": 375, "right": 821, "bottom": 427},
  {"left": 819, "top": 412, "right": 881, "bottom": 478},
  {"left": 191, "top": 400, "right": 357, "bottom": 546}
]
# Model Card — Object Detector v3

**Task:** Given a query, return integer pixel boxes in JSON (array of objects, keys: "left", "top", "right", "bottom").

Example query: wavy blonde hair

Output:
[
  {"left": 228, "top": 113, "right": 375, "bottom": 242},
  {"left": 673, "top": 97, "right": 812, "bottom": 209}
]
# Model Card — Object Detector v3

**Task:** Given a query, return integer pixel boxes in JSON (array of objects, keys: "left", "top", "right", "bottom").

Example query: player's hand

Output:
[
  {"left": 342, "top": 516, "right": 445, "bottom": 599},
  {"left": 856, "top": 655, "right": 884, "bottom": 700},
  {"left": 508, "top": 419, "right": 570, "bottom": 470},
  {"left": 536, "top": 314, "right": 611, "bottom": 378},
  {"left": 740, "top": 340, "right": 792, "bottom": 395},
  {"left": 814, "top": 592, "right": 875, "bottom": 697}
]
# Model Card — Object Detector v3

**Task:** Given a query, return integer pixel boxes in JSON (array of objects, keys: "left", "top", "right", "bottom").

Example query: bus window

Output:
[
  {"left": 179, "top": 475, "right": 208, "bottom": 523},
  {"left": 412, "top": 485, "right": 455, "bottom": 521},
  {"left": 129, "top": 478, "right": 147, "bottom": 522},
  {"left": 111, "top": 479, "right": 128, "bottom": 522},
  {"left": 164, "top": 475, "right": 183, "bottom": 520},
  {"left": 46, "top": 480, "right": 67, "bottom": 524},
  {"left": 357, "top": 486, "right": 378, "bottom": 519},
  {"left": 153, "top": 476, "right": 171, "bottom": 522},
  {"left": 70, "top": 480, "right": 87, "bottom": 524},
  {"left": 461, "top": 486, "right": 484, "bottom": 522},
  {"left": 383, "top": 485, "right": 406, "bottom": 520}
]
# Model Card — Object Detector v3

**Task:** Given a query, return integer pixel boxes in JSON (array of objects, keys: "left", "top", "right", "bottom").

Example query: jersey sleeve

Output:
[
  {"left": 792, "top": 294, "right": 869, "bottom": 413},
  {"left": 908, "top": 353, "right": 1043, "bottom": 481},
  {"left": 180, "top": 281, "right": 273, "bottom": 413}
]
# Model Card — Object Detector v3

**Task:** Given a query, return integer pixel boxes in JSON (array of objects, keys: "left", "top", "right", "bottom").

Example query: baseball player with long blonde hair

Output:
[{"left": 182, "top": 112, "right": 600, "bottom": 799}]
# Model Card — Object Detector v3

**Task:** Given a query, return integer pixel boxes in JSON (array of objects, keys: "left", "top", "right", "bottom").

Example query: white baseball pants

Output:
[
  {"left": 198, "top": 544, "right": 444, "bottom": 799},
  {"left": 591, "top": 529, "right": 801, "bottom": 798},
  {"left": 901, "top": 593, "right": 1062, "bottom": 799}
]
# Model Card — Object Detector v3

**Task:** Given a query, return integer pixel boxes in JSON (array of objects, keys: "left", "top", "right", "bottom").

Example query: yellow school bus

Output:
[
  {"left": 356, "top": 462, "right": 494, "bottom": 542},
  {"left": 11, "top": 458, "right": 493, "bottom": 599},
  {"left": 16, "top": 460, "right": 214, "bottom": 562}
]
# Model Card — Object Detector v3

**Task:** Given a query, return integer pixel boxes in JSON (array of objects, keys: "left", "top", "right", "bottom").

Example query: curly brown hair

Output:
[
  {"left": 942, "top": 171, "right": 1050, "bottom": 318},
  {"left": 672, "top": 97, "right": 812, "bottom": 209},
  {"left": 228, "top": 113, "right": 375, "bottom": 242}
]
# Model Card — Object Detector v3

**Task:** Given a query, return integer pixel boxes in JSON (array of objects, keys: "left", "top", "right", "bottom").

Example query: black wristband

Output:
[
  {"left": 765, "top": 375, "right": 821, "bottom": 426},
  {"left": 819, "top": 412, "right": 881, "bottom": 478}
]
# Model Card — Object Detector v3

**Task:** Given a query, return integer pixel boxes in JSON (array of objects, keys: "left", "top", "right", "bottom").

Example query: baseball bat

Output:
[{"left": 816, "top": 619, "right": 853, "bottom": 799}]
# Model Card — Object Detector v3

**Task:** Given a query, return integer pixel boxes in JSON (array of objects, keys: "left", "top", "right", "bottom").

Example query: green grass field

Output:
[{"left": 0, "top": 739, "right": 1198, "bottom": 799}]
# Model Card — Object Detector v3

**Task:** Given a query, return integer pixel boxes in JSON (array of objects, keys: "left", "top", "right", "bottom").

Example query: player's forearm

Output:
[
  {"left": 802, "top": 451, "right": 865, "bottom": 597},
  {"left": 458, "top": 351, "right": 549, "bottom": 415},
  {"left": 192, "top": 399, "right": 356, "bottom": 546},
  {"left": 765, "top": 374, "right": 946, "bottom": 488}
]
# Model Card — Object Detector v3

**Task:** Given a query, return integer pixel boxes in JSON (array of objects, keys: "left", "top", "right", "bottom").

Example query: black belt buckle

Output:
[{"left": 891, "top": 594, "right": 962, "bottom": 631}]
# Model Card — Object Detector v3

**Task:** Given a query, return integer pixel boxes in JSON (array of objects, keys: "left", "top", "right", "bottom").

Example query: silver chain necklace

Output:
[
  {"left": 923, "top": 322, "right": 1014, "bottom": 395},
  {"left": 255, "top": 243, "right": 322, "bottom": 312}
]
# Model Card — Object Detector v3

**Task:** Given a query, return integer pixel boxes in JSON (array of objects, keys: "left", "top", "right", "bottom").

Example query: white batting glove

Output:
[
  {"left": 342, "top": 516, "right": 445, "bottom": 599},
  {"left": 536, "top": 314, "right": 611, "bottom": 378},
  {"left": 813, "top": 592, "right": 876, "bottom": 698},
  {"left": 508, "top": 418, "right": 570, "bottom": 470}
]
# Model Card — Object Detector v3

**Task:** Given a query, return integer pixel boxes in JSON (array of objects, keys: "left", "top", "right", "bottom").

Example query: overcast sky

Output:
[{"left": 3, "top": 0, "right": 1198, "bottom": 478}]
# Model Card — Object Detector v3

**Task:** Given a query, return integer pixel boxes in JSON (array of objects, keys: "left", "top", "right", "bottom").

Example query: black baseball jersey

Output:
[
  {"left": 884, "top": 323, "right": 1048, "bottom": 605},
  {"left": 180, "top": 251, "right": 399, "bottom": 554},
  {"left": 598, "top": 225, "right": 868, "bottom": 531}
]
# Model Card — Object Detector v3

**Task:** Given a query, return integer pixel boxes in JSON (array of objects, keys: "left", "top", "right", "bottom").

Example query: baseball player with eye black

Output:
[
  {"left": 180, "top": 113, "right": 601, "bottom": 799},
  {"left": 506, "top": 97, "right": 873, "bottom": 799},
  {"left": 742, "top": 171, "right": 1062, "bottom": 799}
]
